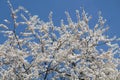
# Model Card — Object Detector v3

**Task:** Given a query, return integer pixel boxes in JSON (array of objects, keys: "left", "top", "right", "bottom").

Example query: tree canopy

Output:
[{"left": 0, "top": 0, "right": 120, "bottom": 80}]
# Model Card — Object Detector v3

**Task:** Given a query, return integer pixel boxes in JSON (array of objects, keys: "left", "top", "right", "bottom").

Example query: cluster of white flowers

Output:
[{"left": 0, "top": 0, "right": 120, "bottom": 80}]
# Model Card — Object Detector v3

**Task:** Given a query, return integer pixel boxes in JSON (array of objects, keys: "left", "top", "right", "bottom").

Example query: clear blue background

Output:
[{"left": 0, "top": 0, "right": 120, "bottom": 44}]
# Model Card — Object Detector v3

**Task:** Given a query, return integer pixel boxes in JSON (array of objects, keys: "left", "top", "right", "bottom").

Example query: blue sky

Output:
[{"left": 0, "top": 0, "right": 120, "bottom": 44}]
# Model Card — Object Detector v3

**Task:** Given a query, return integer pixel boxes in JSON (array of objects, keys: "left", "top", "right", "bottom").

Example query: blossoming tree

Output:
[{"left": 0, "top": 0, "right": 120, "bottom": 80}]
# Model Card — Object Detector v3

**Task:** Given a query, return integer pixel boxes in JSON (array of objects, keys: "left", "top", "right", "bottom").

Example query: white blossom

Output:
[{"left": 0, "top": 1, "right": 119, "bottom": 80}]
